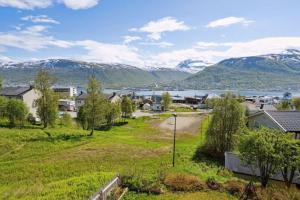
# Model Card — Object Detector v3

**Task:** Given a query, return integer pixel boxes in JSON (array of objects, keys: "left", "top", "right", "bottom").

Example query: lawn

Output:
[{"left": 0, "top": 115, "right": 296, "bottom": 199}]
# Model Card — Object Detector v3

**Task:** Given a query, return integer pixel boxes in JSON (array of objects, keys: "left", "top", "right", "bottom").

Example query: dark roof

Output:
[
  {"left": 0, "top": 86, "right": 33, "bottom": 97},
  {"left": 266, "top": 111, "right": 300, "bottom": 132},
  {"left": 75, "top": 93, "right": 88, "bottom": 100},
  {"left": 76, "top": 92, "right": 117, "bottom": 101}
]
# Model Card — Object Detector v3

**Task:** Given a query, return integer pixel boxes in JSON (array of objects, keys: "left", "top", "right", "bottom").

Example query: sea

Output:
[{"left": 103, "top": 89, "right": 300, "bottom": 98}]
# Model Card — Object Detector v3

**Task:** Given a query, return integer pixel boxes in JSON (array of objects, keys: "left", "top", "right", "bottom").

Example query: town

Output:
[
  {"left": 0, "top": 69, "right": 299, "bottom": 200},
  {"left": 1, "top": 1, "right": 300, "bottom": 200}
]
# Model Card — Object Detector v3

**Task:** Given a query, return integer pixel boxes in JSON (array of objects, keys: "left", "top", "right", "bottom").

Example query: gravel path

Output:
[{"left": 158, "top": 115, "right": 203, "bottom": 134}]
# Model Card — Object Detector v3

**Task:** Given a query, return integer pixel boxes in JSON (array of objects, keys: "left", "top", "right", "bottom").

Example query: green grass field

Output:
[{"left": 0, "top": 115, "right": 297, "bottom": 199}]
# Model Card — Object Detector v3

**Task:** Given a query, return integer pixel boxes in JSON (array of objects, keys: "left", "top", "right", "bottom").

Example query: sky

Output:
[{"left": 1, "top": 0, "right": 300, "bottom": 68}]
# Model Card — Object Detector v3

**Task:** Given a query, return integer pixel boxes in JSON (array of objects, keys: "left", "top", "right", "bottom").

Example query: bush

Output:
[
  {"left": 224, "top": 180, "right": 245, "bottom": 196},
  {"left": 121, "top": 174, "right": 162, "bottom": 195},
  {"left": 206, "top": 177, "right": 221, "bottom": 190},
  {"left": 164, "top": 173, "right": 204, "bottom": 192}
]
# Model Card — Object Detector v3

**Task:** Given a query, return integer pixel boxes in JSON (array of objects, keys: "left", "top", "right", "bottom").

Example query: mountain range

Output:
[
  {"left": 0, "top": 59, "right": 190, "bottom": 88},
  {"left": 181, "top": 49, "right": 300, "bottom": 90},
  {"left": 1, "top": 49, "right": 300, "bottom": 90}
]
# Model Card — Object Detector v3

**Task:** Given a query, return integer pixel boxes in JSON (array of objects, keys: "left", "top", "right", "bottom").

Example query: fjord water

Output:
[{"left": 104, "top": 89, "right": 300, "bottom": 97}]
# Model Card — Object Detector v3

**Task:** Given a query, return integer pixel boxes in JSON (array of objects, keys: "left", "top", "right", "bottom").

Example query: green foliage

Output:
[
  {"left": 121, "top": 174, "right": 162, "bottom": 195},
  {"left": 162, "top": 92, "right": 172, "bottom": 111},
  {"left": 0, "top": 96, "right": 8, "bottom": 118},
  {"left": 5, "top": 98, "right": 28, "bottom": 127},
  {"left": 278, "top": 137, "right": 300, "bottom": 187},
  {"left": 276, "top": 101, "right": 291, "bottom": 111},
  {"left": 34, "top": 69, "right": 58, "bottom": 128},
  {"left": 239, "top": 128, "right": 286, "bottom": 187},
  {"left": 121, "top": 96, "right": 133, "bottom": 117},
  {"left": 292, "top": 97, "right": 300, "bottom": 110},
  {"left": 58, "top": 113, "right": 73, "bottom": 128},
  {"left": 77, "top": 106, "right": 88, "bottom": 129},
  {"left": 204, "top": 93, "right": 245, "bottom": 157},
  {"left": 84, "top": 76, "right": 106, "bottom": 135},
  {"left": 106, "top": 102, "right": 121, "bottom": 125}
]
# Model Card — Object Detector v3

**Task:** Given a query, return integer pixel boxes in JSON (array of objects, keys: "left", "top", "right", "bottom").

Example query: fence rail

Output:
[{"left": 90, "top": 174, "right": 121, "bottom": 200}]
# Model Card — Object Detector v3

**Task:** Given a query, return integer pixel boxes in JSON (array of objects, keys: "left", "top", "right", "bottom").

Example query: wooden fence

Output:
[{"left": 90, "top": 174, "right": 121, "bottom": 200}]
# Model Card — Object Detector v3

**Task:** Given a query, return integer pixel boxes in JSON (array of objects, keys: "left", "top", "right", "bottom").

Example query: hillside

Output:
[
  {"left": 0, "top": 59, "right": 190, "bottom": 88},
  {"left": 181, "top": 49, "right": 300, "bottom": 90}
]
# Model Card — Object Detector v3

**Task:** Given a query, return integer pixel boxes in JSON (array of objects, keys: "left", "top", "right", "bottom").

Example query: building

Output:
[
  {"left": 53, "top": 86, "right": 77, "bottom": 98},
  {"left": 0, "top": 86, "right": 39, "bottom": 117},
  {"left": 248, "top": 110, "right": 300, "bottom": 139},
  {"left": 75, "top": 92, "right": 121, "bottom": 110},
  {"left": 58, "top": 99, "right": 76, "bottom": 111}
]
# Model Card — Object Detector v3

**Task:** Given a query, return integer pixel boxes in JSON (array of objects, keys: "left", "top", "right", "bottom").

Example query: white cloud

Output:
[
  {"left": 75, "top": 40, "right": 143, "bottom": 66},
  {"left": 21, "top": 15, "right": 60, "bottom": 24},
  {"left": 206, "top": 16, "right": 253, "bottom": 28},
  {"left": 61, "top": 0, "right": 99, "bottom": 10},
  {"left": 0, "top": 0, "right": 52, "bottom": 9},
  {"left": 0, "top": 54, "right": 12, "bottom": 62},
  {"left": 148, "top": 37, "right": 300, "bottom": 68},
  {"left": 0, "top": 25, "right": 72, "bottom": 51},
  {"left": 0, "top": 0, "right": 99, "bottom": 10},
  {"left": 131, "top": 17, "right": 191, "bottom": 40},
  {"left": 222, "top": 37, "right": 300, "bottom": 57},
  {"left": 123, "top": 36, "right": 141, "bottom": 44},
  {"left": 140, "top": 41, "right": 174, "bottom": 48}
]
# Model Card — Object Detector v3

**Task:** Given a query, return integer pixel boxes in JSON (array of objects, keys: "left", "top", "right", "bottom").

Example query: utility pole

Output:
[{"left": 172, "top": 113, "right": 177, "bottom": 167}]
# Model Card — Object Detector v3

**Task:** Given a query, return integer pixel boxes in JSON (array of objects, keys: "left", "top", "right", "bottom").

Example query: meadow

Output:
[{"left": 0, "top": 115, "right": 298, "bottom": 199}]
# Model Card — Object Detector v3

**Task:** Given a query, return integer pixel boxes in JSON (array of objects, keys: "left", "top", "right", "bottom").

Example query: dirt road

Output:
[{"left": 158, "top": 115, "right": 203, "bottom": 134}]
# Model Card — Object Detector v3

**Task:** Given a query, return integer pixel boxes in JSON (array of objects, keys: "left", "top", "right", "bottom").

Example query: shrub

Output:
[
  {"left": 224, "top": 180, "right": 245, "bottom": 196},
  {"left": 164, "top": 173, "right": 204, "bottom": 192},
  {"left": 121, "top": 174, "right": 162, "bottom": 195},
  {"left": 206, "top": 177, "right": 221, "bottom": 190}
]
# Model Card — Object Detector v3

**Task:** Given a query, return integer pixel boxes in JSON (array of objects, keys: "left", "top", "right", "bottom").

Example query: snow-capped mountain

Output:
[
  {"left": 0, "top": 59, "right": 190, "bottom": 87},
  {"left": 176, "top": 59, "right": 213, "bottom": 73},
  {"left": 181, "top": 49, "right": 300, "bottom": 90}
]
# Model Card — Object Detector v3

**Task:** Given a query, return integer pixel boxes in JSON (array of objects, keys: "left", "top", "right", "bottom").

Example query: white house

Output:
[
  {"left": 0, "top": 86, "right": 39, "bottom": 117},
  {"left": 248, "top": 110, "right": 300, "bottom": 139}
]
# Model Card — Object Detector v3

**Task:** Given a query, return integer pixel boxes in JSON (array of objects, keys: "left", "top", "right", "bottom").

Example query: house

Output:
[
  {"left": 248, "top": 110, "right": 300, "bottom": 139},
  {"left": 151, "top": 95, "right": 163, "bottom": 111},
  {"left": 0, "top": 86, "right": 39, "bottom": 117},
  {"left": 58, "top": 99, "right": 76, "bottom": 111},
  {"left": 53, "top": 86, "right": 77, "bottom": 98},
  {"left": 142, "top": 103, "right": 151, "bottom": 110},
  {"left": 75, "top": 92, "right": 121, "bottom": 110},
  {"left": 243, "top": 101, "right": 277, "bottom": 115}
]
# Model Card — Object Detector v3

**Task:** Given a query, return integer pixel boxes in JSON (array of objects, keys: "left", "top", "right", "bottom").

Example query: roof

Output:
[
  {"left": 249, "top": 110, "right": 300, "bottom": 132},
  {"left": 0, "top": 86, "right": 33, "bottom": 97},
  {"left": 266, "top": 111, "right": 300, "bottom": 132},
  {"left": 76, "top": 92, "right": 119, "bottom": 102}
]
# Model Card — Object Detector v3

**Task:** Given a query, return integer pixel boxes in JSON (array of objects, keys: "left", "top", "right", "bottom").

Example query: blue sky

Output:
[{"left": 0, "top": 0, "right": 300, "bottom": 67}]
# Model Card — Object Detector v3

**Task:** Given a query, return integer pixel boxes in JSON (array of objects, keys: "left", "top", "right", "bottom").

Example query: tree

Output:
[
  {"left": 58, "top": 113, "right": 73, "bottom": 127},
  {"left": 106, "top": 102, "right": 121, "bottom": 125},
  {"left": 239, "top": 128, "right": 284, "bottom": 188},
  {"left": 276, "top": 101, "right": 291, "bottom": 111},
  {"left": 292, "top": 97, "right": 300, "bottom": 110},
  {"left": 6, "top": 99, "right": 28, "bottom": 127},
  {"left": 0, "top": 96, "right": 8, "bottom": 118},
  {"left": 204, "top": 93, "right": 245, "bottom": 157},
  {"left": 34, "top": 70, "right": 58, "bottom": 128},
  {"left": 121, "top": 96, "right": 133, "bottom": 118},
  {"left": 77, "top": 106, "right": 88, "bottom": 130},
  {"left": 162, "top": 92, "right": 172, "bottom": 111},
  {"left": 278, "top": 138, "right": 300, "bottom": 188},
  {"left": 84, "top": 76, "right": 106, "bottom": 136}
]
